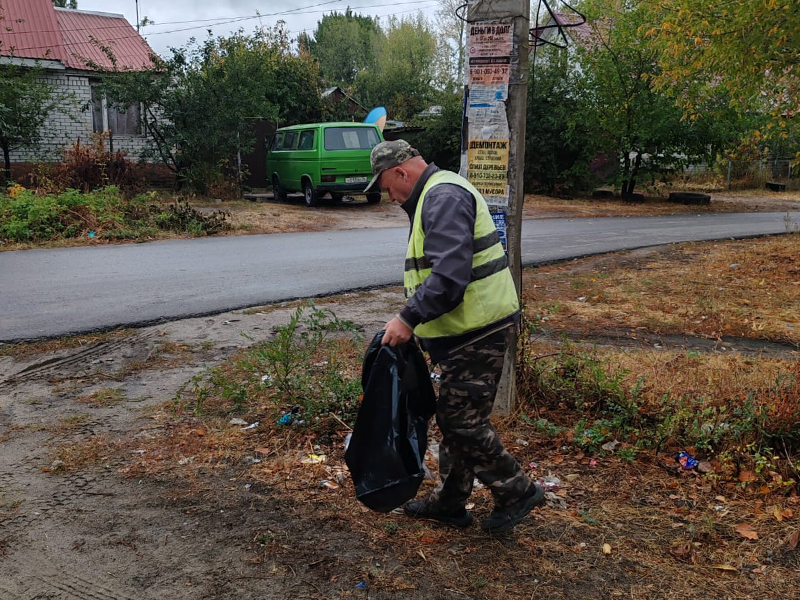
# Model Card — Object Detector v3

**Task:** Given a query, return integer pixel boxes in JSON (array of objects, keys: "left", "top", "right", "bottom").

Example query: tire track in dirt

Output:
[
  {"left": 0, "top": 332, "right": 156, "bottom": 393},
  {"left": 4, "top": 555, "right": 139, "bottom": 600}
]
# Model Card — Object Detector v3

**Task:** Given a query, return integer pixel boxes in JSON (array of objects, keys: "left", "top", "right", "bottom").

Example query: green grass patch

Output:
[{"left": 0, "top": 186, "right": 230, "bottom": 243}]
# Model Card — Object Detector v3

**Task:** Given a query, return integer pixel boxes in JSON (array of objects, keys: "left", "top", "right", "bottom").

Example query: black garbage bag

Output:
[{"left": 345, "top": 330, "right": 436, "bottom": 512}]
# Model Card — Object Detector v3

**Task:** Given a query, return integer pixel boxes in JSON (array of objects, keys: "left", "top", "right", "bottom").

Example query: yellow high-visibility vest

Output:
[{"left": 404, "top": 170, "right": 519, "bottom": 339}]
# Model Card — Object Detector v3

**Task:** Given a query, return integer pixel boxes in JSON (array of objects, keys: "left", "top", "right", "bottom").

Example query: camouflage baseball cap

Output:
[{"left": 364, "top": 139, "right": 420, "bottom": 193}]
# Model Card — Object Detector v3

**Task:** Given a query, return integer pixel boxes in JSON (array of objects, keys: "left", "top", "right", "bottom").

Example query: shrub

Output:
[
  {"left": 0, "top": 187, "right": 230, "bottom": 243},
  {"left": 30, "top": 133, "right": 143, "bottom": 194}
]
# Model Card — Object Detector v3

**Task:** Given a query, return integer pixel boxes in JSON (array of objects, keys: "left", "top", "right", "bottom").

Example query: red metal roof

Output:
[
  {"left": 0, "top": 0, "right": 69, "bottom": 63},
  {"left": 0, "top": 0, "right": 154, "bottom": 71},
  {"left": 56, "top": 8, "right": 155, "bottom": 70}
]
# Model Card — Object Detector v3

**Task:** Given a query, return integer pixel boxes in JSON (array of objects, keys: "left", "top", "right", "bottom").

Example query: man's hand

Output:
[{"left": 382, "top": 317, "right": 413, "bottom": 347}]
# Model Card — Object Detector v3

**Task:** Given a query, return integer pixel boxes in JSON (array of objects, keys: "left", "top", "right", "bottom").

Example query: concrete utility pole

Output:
[{"left": 464, "top": 0, "right": 530, "bottom": 414}]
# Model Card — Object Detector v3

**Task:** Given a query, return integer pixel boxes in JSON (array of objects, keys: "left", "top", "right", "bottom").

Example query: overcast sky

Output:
[{"left": 76, "top": 0, "right": 441, "bottom": 56}]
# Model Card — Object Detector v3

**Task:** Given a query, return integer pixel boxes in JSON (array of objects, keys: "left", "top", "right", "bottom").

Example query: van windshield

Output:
[{"left": 324, "top": 127, "right": 380, "bottom": 151}]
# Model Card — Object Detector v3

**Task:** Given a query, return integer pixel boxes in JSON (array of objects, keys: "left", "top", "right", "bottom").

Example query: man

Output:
[{"left": 364, "top": 139, "right": 544, "bottom": 533}]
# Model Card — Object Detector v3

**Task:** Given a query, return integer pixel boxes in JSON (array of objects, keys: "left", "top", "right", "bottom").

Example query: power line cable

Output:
[{"left": 3, "top": 1, "right": 436, "bottom": 54}]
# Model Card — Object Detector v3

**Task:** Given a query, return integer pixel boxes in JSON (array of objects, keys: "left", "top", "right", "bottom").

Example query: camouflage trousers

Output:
[{"left": 428, "top": 327, "right": 533, "bottom": 510}]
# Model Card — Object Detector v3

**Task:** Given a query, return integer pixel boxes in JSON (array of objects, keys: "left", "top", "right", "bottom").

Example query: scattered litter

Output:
[
  {"left": 243, "top": 421, "right": 260, "bottom": 430},
  {"left": 260, "top": 374, "right": 272, "bottom": 384},
  {"left": 676, "top": 451, "right": 698, "bottom": 470},
  {"left": 321, "top": 480, "right": 339, "bottom": 490},
  {"left": 465, "top": 503, "right": 475, "bottom": 510},
  {"left": 355, "top": 581, "right": 367, "bottom": 589},
  {"left": 430, "top": 371, "right": 441, "bottom": 384},
  {"left": 539, "top": 474, "right": 562, "bottom": 491},
  {"left": 247, "top": 457, "right": 262, "bottom": 464},
  {"left": 589, "top": 459, "right": 598, "bottom": 467},
  {"left": 229, "top": 418, "right": 248, "bottom": 426},
  {"left": 602, "top": 543, "right": 612, "bottom": 555},
  {"left": 344, "top": 432, "right": 352, "bottom": 451},
  {"left": 50, "top": 459, "right": 65, "bottom": 470},
  {"left": 132, "top": 449, "right": 146, "bottom": 454},
  {"left": 515, "top": 438, "right": 529, "bottom": 447},
  {"left": 178, "top": 456, "right": 195, "bottom": 465},
  {"left": 245, "top": 483, "right": 252, "bottom": 490},
  {"left": 278, "top": 406, "right": 303, "bottom": 426},
  {"left": 577, "top": 296, "right": 587, "bottom": 302},
  {"left": 600, "top": 440, "right": 620, "bottom": 452},
  {"left": 87, "top": 231, "right": 95, "bottom": 238},
  {"left": 729, "top": 263, "right": 740, "bottom": 270},
  {"left": 473, "top": 478, "right": 485, "bottom": 491},
  {"left": 301, "top": 454, "right": 326, "bottom": 465},
  {"left": 529, "top": 461, "right": 538, "bottom": 469}
]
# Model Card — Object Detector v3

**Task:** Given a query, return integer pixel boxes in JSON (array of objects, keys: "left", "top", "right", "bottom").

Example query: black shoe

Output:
[
  {"left": 481, "top": 484, "right": 545, "bottom": 533},
  {"left": 403, "top": 499, "right": 474, "bottom": 528}
]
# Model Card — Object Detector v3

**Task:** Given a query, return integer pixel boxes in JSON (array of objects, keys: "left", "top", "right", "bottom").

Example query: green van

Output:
[{"left": 267, "top": 122, "right": 384, "bottom": 207}]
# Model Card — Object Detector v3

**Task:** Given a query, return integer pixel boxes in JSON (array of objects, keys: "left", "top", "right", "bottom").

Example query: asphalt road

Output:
[{"left": 1, "top": 211, "right": 798, "bottom": 342}]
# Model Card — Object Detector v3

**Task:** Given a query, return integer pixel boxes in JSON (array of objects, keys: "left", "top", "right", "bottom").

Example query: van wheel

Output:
[
  {"left": 366, "top": 192, "right": 381, "bottom": 205},
  {"left": 272, "top": 176, "right": 287, "bottom": 202},
  {"left": 303, "top": 180, "right": 319, "bottom": 207}
]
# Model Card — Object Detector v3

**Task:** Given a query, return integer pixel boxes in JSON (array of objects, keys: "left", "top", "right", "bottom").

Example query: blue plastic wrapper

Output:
[
  {"left": 677, "top": 451, "right": 697, "bottom": 469},
  {"left": 355, "top": 581, "right": 367, "bottom": 589}
]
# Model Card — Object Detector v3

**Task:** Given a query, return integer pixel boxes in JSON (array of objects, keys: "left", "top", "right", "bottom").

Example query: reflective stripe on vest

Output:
[{"left": 404, "top": 170, "right": 519, "bottom": 339}]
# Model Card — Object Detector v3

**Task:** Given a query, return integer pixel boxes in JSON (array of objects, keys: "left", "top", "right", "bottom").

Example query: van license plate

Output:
[{"left": 345, "top": 176, "right": 368, "bottom": 184}]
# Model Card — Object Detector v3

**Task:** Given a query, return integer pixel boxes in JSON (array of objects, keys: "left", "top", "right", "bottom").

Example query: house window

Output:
[{"left": 90, "top": 85, "right": 142, "bottom": 136}]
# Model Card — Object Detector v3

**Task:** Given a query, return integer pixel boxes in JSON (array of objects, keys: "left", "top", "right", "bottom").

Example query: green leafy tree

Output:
[
  {"left": 435, "top": 0, "right": 467, "bottom": 88},
  {"left": 409, "top": 91, "right": 463, "bottom": 172},
  {"left": 643, "top": 0, "right": 799, "bottom": 141},
  {"left": 0, "top": 65, "right": 71, "bottom": 182},
  {"left": 52, "top": 0, "right": 78, "bottom": 8},
  {"left": 568, "top": 0, "right": 738, "bottom": 196},
  {"left": 299, "top": 10, "right": 381, "bottom": 86},
  {"left": 355, "top": 14, "right": 440, "bottom": 121},
  {"left": 94, "top": 24, "right": 322, "bottom": 192},
  {"left": 525, "top": 45, "right": 595, "bottom": 194}
]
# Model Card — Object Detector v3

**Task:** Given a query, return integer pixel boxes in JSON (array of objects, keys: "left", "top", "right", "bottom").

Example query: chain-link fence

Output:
[{"left": 680, "top": 158, "right": 799, "bottom": 191}]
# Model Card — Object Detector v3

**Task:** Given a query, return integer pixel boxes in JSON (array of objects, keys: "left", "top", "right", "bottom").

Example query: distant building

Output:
[
  {"left": 0, "top": 0, "right": 156, "bottom": 164},
  {"left": 321, "top": 86, "right": 368, "bottom": 119}
]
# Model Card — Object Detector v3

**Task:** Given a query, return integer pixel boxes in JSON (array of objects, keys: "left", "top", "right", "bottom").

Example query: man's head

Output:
[{"left": 364, "top": 139, "right": 428, "bottom": 204}]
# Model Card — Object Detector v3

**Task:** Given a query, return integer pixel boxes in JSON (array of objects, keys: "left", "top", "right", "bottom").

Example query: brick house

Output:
[{"left": 0, "top": 0, "right": 155, "bottom": 167}]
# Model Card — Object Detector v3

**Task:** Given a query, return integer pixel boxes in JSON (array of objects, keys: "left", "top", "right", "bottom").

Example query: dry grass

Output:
[
  {"left": 76, "top": 387, "right": 127, "bottom": 408},
  {"left": 0, "top": 329, "right": 134, "bottom": 360},
  {"left": 522, "top": 236, "right": 800, "bottom": 346},
  {"left": 525, "top": 189, "right": 800, "bottom": 219}
]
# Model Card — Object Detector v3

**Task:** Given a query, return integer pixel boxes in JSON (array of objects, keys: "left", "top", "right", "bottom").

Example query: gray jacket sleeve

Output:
[{"left": 399, "top": 183, "right": 476, "bottom": 327}]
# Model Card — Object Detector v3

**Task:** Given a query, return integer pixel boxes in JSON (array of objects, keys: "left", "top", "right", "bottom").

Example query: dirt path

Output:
[{"left": 0, "top": 293, "right": 399, "bottom": 600}]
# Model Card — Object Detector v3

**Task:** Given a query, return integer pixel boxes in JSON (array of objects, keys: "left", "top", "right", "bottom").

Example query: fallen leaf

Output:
[
  {"left": 254, "top": 447, "right": 271, "bottom": 455},
  {"left": 417, "top": 550, "right": 427, "bottom": 561},
  {"left": 775, "top": 505, "right": 784, "bottom": 522},
  {"left": 602, "top": 543, "right": 612, "bottom": 555},
  {"left": 739, "top": 470, "right": 757, "bottom": 483},
  {"left": 712, "top": 564, "right": 738, "bottom": 572},
  {"left": 735, "top": 523, "right": 759, "bottom": 540},
  {"left": 782, "top": 508, "right": 794, "bottom": 519},
  {"left": 788, "top": 530, "right": 799, "bottom": 549}
]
